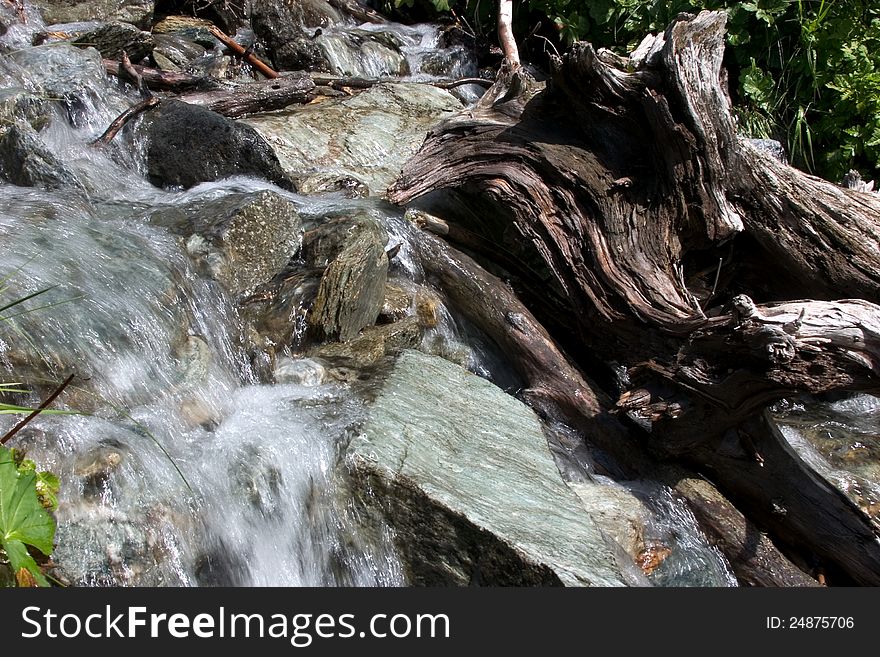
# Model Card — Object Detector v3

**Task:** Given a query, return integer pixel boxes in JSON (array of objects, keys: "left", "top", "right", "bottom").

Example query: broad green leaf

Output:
[
  {"left": 0, "top": 445, "right": 55, "bottom": 587},
  {"left": 3, "top": 539, "right": 48, "bottom": 587}
]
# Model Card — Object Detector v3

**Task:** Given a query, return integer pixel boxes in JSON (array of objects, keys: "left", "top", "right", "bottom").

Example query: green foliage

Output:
[
  {"left": 0, "top": 445, "right": 56, "bottom": 587},
  {"left": 400, "top": 0, "right": 880, "bottom": 182}
]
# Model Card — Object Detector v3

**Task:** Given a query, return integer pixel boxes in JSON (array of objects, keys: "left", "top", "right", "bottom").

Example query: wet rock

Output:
[
  {"left": 7, "top": 44, "right": 130, "bottom": 119},
  {"left": 243, "top": 269, "right": 320, "bottom": 349},
  {"left": 152, "top": 15, "right": 218, "bottom": 48},
  {"left": 144, "top": 100, "right": 292, "bottom": 190},
  {"left": 379, "top": 281, "right": 413, "bottom": 322},
  {"left": 53, "top": 501, "right": 189, "bottom": 586},
  {"left": 348, "top": 350, "right": 626, "bottom": 586},
  {"left": 230, "top": 445, "right": 284, "bottom": 516},
  {"left": 152, "top": 33, "right": 206, "bottom": 69},
  {"left": 301, "top": 215, "right": 367, "bottom": 268},
  {"left": 311, "top": 315, "right": 422, "bottom": 369},
  {"left": 568, "top": 481, "right": 648, "bottom": 563},
  {"left": 415, "top": 288, "right": 442, "bottom": 328},
  {"left": 244, "top": 83, "right": 462, "bottom": 195},
  {"left": 154, "top": 189, "right": 304, "bottom": 297},
  {"left": 295, "top": 172, "right": 370, "bottom": 198},
  {"left": 308, "top": 215, "right": 389, "bottom": 342},
  {"left": 30, "top": 0, "right": 153, "bottom": 29},
  {"left": 251, "top": 0, "right": 329, "bottom": 72},
  {"left": 301, "top": 0, "right": 345, "bottom": 27},
  {"left": 0, "top": 121, "right": 84, "bottom": 190},
  {"left": 315, "top": 30, "right": 409, "bottom": 78},
  {"left": 151, "top": 50, "right": 180, "bottom": 71},
  {"left": 274, "top": 356, "right": 328, "bottom": 386},
  {"left": 72, "top": 20, "right": 154, "bottom": 62}
]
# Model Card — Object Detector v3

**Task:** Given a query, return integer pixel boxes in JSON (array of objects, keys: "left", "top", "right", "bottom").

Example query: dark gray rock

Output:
[
  {"left": 72, "top": 20, "right": 154, "bottom": 62},
  {"left": 0, "top": 122, "right": 83, "bottom": 190},
  {"left": 251, "top": 0, "right": 329, "bottom": 72},
  {"left": 144, "top": 100, "right": 292, "bottom": 190},
  {"left": 308, "top": 215, "right": 389, "bottom": 342}
]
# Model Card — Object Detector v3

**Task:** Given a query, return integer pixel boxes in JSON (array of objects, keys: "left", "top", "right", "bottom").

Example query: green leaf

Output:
[
  {"left": 3, "top": 540, "right": 48, "bottom": 587},
  {"left": 0, "top": 445, "right": 55, "bottom": 586}
]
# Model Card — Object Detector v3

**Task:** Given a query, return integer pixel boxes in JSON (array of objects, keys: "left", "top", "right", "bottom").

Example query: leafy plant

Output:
[
  {"left": 0, "top": 277, "right": 76, "bottom": 587},
  {"left": 0, "top": 444, "right": 56, "bottom": 587}
]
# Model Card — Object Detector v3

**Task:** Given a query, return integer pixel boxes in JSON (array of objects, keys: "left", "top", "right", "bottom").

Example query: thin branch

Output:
[
  {"left": 120, "top": 50, "right": 150, "bottom": 98},
  {"left": 1, "top": 373, "right": 75, "bottom": 445},
  {"left": 91, "top": 95, "right": 160, "bottom": 147},
  {"left": 208, "top": 25, "right": 279, "bottom": 79}
]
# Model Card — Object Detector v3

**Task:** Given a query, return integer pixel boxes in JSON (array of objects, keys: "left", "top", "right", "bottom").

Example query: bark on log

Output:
[
  {"left": 414, "top": 228, "right": 816, "bottom": 585},
  {"left": 177, "top": 74, "right": 316, "bottom": 118},
  {"left": 390, "top": 11, "right": 880, "bottom": 584},
  {"left": 104, "top": 59, "right": 210, "bottom": 91}
]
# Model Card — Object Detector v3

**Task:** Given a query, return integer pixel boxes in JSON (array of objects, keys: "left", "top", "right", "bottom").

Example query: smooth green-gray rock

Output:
[
  {"left": 348, "top": 350, "right": 627, "bottom": 586},
  {"left": 315, "top": 30, "right": 409, "bottom": 78},
  {"left": 308, "top": 216, "right": 388, "bottom": 342},
  {"left": 244, "top": 83, "right": 461, "bottom": 196}
]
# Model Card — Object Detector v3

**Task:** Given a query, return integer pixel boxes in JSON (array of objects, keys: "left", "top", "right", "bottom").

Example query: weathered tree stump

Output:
[{"left": 389, "top": 11, "right": 880, "bottom": 585}]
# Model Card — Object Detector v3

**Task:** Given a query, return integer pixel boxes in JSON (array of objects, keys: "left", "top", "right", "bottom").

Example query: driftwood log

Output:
[{"left": 390, "top": 11, "right": 880, "bottom": 585}]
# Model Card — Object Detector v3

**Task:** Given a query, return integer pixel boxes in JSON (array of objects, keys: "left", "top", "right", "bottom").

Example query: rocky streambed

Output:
[{"left": 3, "top": 0, "right": 864, "bottom": 588}]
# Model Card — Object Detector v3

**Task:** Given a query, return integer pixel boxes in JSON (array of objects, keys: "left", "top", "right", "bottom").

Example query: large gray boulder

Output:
[
  {"left": 347, "top": 350, "right": 627, "bottom": 586},
  {"left": 243, "top": 83, "right": 462, "bottom": 196},
  {"left": 145, "top": 100, "right": 293, "bottom": 191}
]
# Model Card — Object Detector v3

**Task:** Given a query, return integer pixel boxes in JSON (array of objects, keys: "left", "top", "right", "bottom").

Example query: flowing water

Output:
[{"left": 0, "top": 5, "right": 767, "bottom": 587}]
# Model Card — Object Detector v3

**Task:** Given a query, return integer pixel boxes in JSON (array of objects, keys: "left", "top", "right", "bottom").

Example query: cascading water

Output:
[{"left": 0, "top": 2, "right": 760, "bottom": 587}]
